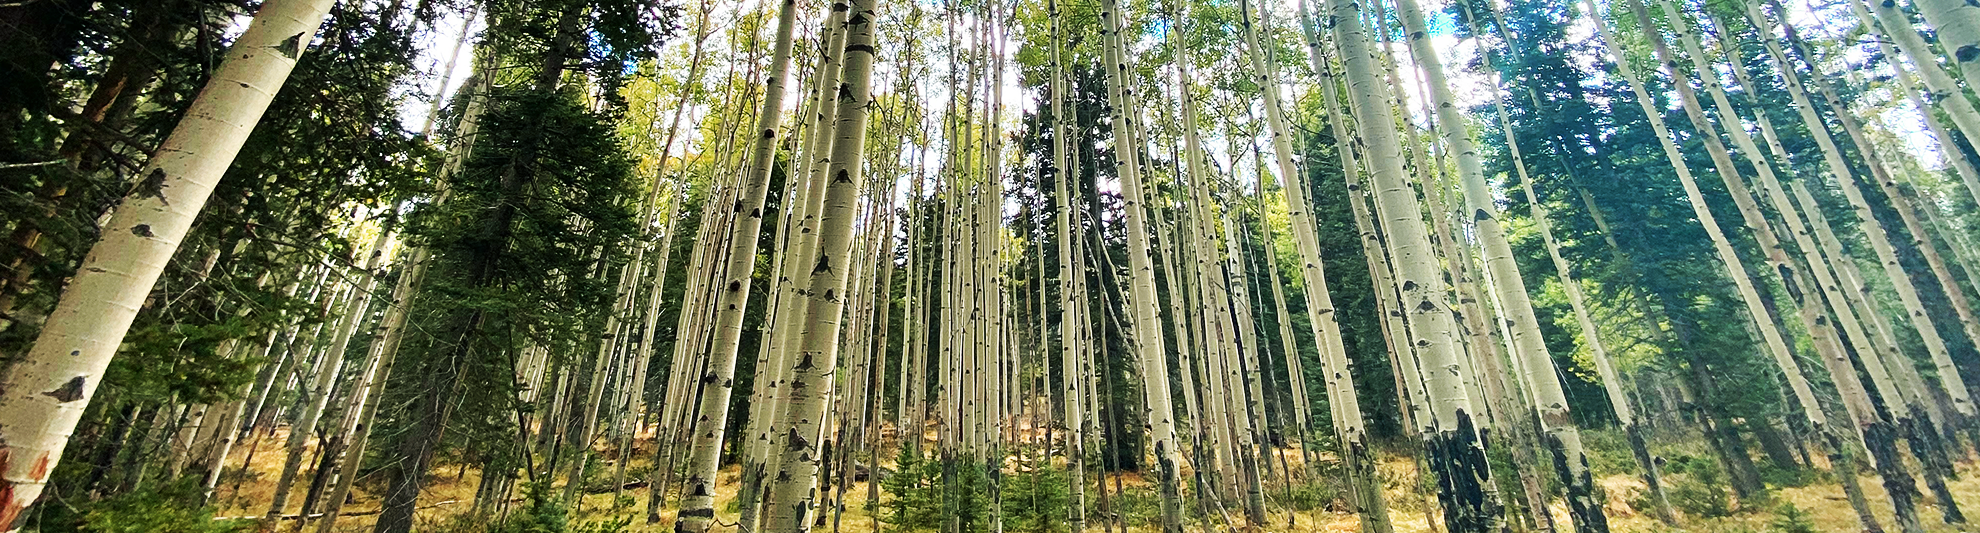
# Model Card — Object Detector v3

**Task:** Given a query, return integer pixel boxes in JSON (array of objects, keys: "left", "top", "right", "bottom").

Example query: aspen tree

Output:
[
  {"left": 1676, "top": 5, "right": 1968, "bottom": 521},
  {"left": 1046, "top": 0, "right": 1085, "bottom": 521},
  {"left": 1462, "top": 1, "right": 1676, "bottom": 519},
  {"left": 1911, "top": 0, "right": 1980, "bottom": 92},
  {"left": 0, "top": 0, "right": 336, "bottom": 523},
  {"left": 1738, "top": 0, "right": 1980, "bottom": 419},
  {"left": 268, "top": 230, "right": 393, "bottom": 522},
  {"left": 1295, "top": 0, "right": 1422, "bottom": 437},
  {"left": 1851, "top": 0, "right": 1980, "bottom": 207},
  {"left": 1239, "top": 2, "right": 1392, "bottom": 528},
  {"left": 1391, "top": 0, "right": 1608, "bottom": 523},
  {"left": 669, "top": 0, "right": 801, "bottom": 525},
  {"left": 1094, "top": 0, "right": 1187, "bottom": 524},
  {"left": 1810, "top": 65, "right": 1980, "bottom": 412},
  {"left": 1627, "top": 4, "right": 1944, "bottom": 528},
  {"left": 1586, "top": 0, "right": 1830, "bottom": 445},
  {"left": 1706, "top": 16, "right": 1976, "bottom": 437},
  {"left": 745, "top": 17, "right": 854, "bottom": 523},
  {"left": 757, "top": 0, "right": 881, "bottom": 523},
  {"left": 1324, "top": 0, "right": 1498, "bottom": 527}
]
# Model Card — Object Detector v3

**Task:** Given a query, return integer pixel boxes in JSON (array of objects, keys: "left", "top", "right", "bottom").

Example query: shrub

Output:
[
  {"left": 1768, "top": 503, "right": 1818, "bottom": 533},
  {"left": 1663, "top": 454, "right": 1733, "bottom": 518},
  {"left": 33, "top": 478, "right": 247, "bottom": 533},
  {"left": 1000, "top": 459, "right": 1070, "bottom": 533}
]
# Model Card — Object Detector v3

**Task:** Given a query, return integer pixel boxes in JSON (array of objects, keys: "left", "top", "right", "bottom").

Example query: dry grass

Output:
[{"left": 209, "top": 433, "right": 1980, "bottom": 533}]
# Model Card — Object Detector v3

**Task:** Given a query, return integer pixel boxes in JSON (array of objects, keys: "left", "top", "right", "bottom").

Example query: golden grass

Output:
[{"left": 210, "top": 433, "right": 1980, "bottom": 533}]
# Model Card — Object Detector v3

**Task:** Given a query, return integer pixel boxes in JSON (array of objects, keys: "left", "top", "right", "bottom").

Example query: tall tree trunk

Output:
[
  {"left": 0, "top": 0, "right": 336, "bottom": 525},
  {"left": 671, "top": 0, "right": 799, "bottom": 527},
  {"left": 1091, "top": 0, "right": 1186, "bottom": 528},
  {"left": 1045, "top": 3, "right": 1085, "bottom": 524},
  {"left": 1854, "top": 0, "right": 1980, "bottom": 208},
  {"left": 1325, "top": 0, "right": 1498, "bottom": 528},
  {"left": 758, "top": 0, "right": 880, "bottom": 525}
]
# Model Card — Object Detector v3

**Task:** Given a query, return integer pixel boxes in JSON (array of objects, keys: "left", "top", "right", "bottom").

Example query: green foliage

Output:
[
  {"left": 1663, "top": 453, "right": 1734, "bottom": 518},
  {"left": 1768, "top": 503, "right": 1818, "bottom": 533},
  {"left": 880, "top": 447, "right": 946, "bottom": 531},
  {"left": 433, "top": 483, "right": 633, "bottom": 533},
  {"left": 881, "top": 450, "right": 997, "bottom": 532},
  {"left": 1280, "top": 481, "right": 1338, "bottom": 512},
  {"left": 1577, "top": 428, "right": 1640, "bottom": 478},
  {"left": 32, "top": 478, "right": 246, "bottom": 533},
  {"left": 1001, "top": 459, "right": 1071, "bottom": 533}
]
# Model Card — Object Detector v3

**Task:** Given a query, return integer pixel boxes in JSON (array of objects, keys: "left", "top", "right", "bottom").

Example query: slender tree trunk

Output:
[
  {"left": 758, "top": 0, "right": 881, "bottom": 526},
  {"left": 1855, "top": 0, "right": 1980, "bottom": 208},
  {"left": 1325, "top": 0, "right": 1499, "bottom": 528},
  {"left": 670, "top": 0, "right": 800, "bottom": 527}
]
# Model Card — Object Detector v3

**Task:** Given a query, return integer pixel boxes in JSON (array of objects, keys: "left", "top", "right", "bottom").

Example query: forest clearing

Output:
[{"left": 8, "top": 0, "right": 1980, "bottom": 529}]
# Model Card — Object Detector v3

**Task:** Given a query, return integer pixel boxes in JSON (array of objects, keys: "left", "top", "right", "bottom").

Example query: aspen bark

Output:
[
  {"left": 1404, "top": 0, "right": 1592, "bottom": 521},
  {"left": 1737, "top": 0, "right": 1976, "bottom": 417},
  {"left": 1046, "top": 0, "right": 1084, "bottom": 522},
  {"left": 1094, "top": 0, "right": 1186, "bottom": 527},
  {"left": 1325, "top": 0, "right": 1497, "bottom": 527},
  {"left": 1253, "top": 3, "right": 1396, "bottom": 528},
  {"left": 0, "top": 0, "right": 336, "bottom": 524},
  {"left": 671, "top": 0, "right": 800, "bottom": 528},
  {"left": 1853, "top": 0, "right": 1980, "bottom": 208},
  {"left": 758, "top": 0, "right": 880, "bottom": 524},
  {"left": 1913, "top": 0, "right": 1980, "bottom": 93},
  {"left": 1586, "top": 0, "right": 1827, "bottom": 435}
]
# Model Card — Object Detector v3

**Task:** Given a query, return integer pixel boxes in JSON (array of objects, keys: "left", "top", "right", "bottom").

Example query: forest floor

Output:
[{"left": 211, "top": 429, "right": 1980, "bottom": 532}]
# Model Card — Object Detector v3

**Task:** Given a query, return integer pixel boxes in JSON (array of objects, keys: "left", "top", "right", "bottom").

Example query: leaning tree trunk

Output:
[
  {"left": 1457, "top": 0, "right": 1674, "bottom": 522},
  {"left": 1733, "top": 0, "right": 1977, "bottom": 423},
  {"left": 1324, "top": 0, "right": 1498, "bottom": 528},
  {"left": 1585, "top": 0, "right": 1830, "bottom": 455},
  {"left": 1630, "top": 4, "right": 1927, "bottom": 530},
  {"left": 1853, "top": 0, "right": 1980, "bottom": 209},
  {"left": 1913, "top": 0, "right": 1980, "bottom": 95},
  {"left": 1394, "top": 0, "right": 1607, "bottom": 526},
  {"left": 1246, "top": 3, "right": 1393, "bottom": 530},
  {"left": 0, "top": 0, "right": 335, "bottom": 525}
]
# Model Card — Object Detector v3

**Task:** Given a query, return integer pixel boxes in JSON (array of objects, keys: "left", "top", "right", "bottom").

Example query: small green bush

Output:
[
  {"left": 34, "top": 478, "right": 246, "bottom": 533},
  {"left": 1000, "top": 459, "right": 1070, "bottom": 533},
  {"left": 1663, "top": 454, "right": 1733, "bottom": 518},
  {"left": 1768, "top": 503, "right": 1818, "bottom": 533}
]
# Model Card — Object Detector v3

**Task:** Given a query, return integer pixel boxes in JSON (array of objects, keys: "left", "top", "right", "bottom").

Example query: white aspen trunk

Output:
[
  {"left": 740, "top": 15, "right": 850, "bottom": 528},
  {"left": 1045, "top": 2, "right": 1085, "bottom": 518},
  {"left": 269, "top": 228, "right": 391, "bottom": 520},
  {"left": 1715, "top": 26, "right": 1975, "bottom": 429},
  {"left": 1474, "top": 1, "right": 1672, "bottom": 516},
  {"left": 1854, "top": 0, "right": 1980, "bottom": 208},
  {"left": 1912, "top": 0, "right": 1980, "bottom": 93},
  {"left": 1394, "top": 0, "right": 1607, "bottom": 523},
  {"left": 1585, "top": 0, "right": 1828, "bottom": 433},
  {"left": 1295, "top": 0, "right": 1422, "bottom": 439},
  {"left": 0, "top": 0, "right": 335, "bottom": 524},
  {"left": 1326, "top": 0, "right": 1497, "bottom": 528},
  {"left": 1642, "top": 6, "right": 1931, "bottom": 528},
  {"left": 759, "top": 0, "right": 879, "bottom": 524},
  {"left": 1736, "top": 1, "right": 1976, "bottom": 417},
  {"left": 673, "top": 0, "right": 798, "bottom": 518},
  {"left": 1094, "top": 0, "right": 1186, "bottom": 526}
]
